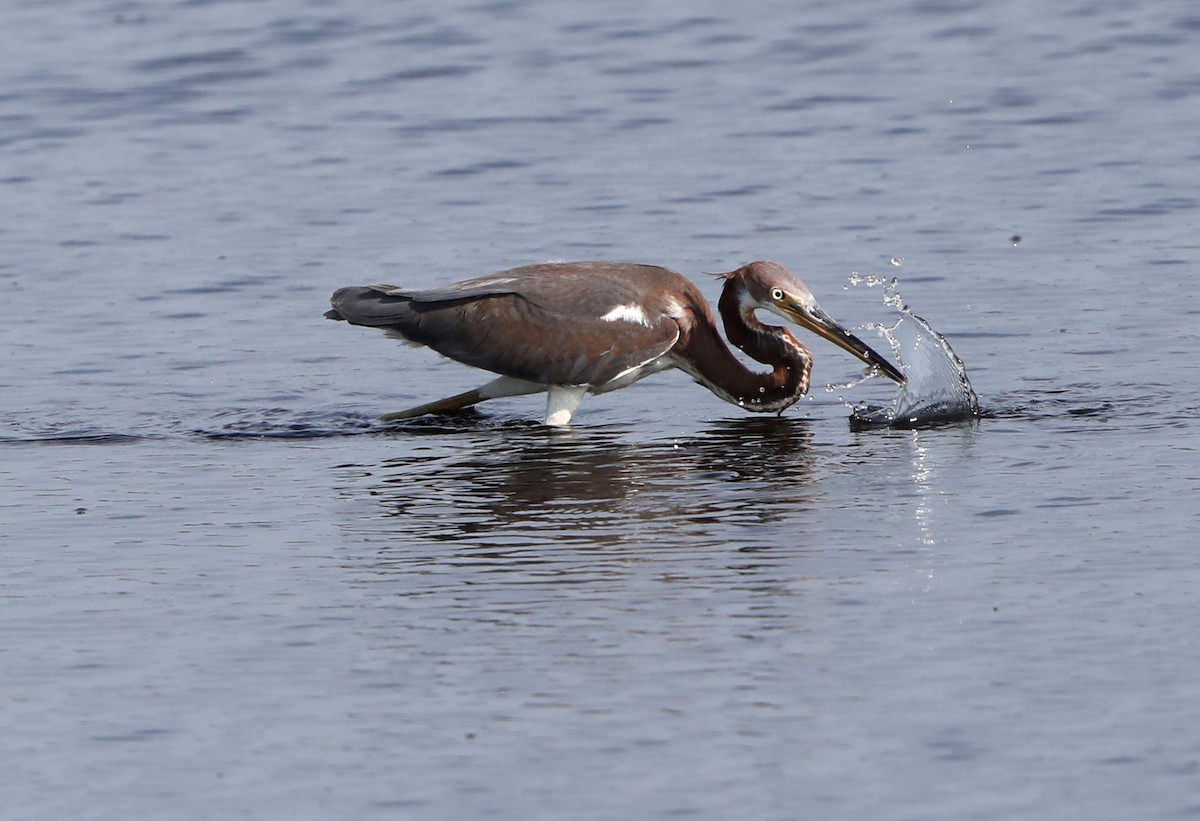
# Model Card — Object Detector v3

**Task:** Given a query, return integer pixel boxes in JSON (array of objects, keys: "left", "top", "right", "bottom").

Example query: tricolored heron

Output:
[{"left": 325, "top": 260, "right": 905, "bottom": 426}]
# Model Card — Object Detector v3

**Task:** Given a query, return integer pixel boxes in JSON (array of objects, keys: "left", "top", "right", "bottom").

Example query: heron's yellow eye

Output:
[{"left": 770, "top": 287, "right": 784, "bottom": 301}]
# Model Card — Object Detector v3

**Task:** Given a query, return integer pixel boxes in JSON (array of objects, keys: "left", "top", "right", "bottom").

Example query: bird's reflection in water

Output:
[{"left": 339, "top": 416, "right": 822, "bottom": 579}]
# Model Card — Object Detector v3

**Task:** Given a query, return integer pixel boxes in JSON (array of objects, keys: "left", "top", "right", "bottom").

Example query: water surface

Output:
[{"left": 4, "top": 1, "right": 1200, "bottom": 819}]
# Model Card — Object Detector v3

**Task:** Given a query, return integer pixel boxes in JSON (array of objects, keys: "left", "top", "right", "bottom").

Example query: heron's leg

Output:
[
  {"left": 380, "top": 376, "right": 544, "bottom": 422},
  {"left": 379, "top": 388, "right": 487, "bottom": 422},
  {"left": 544, "top": 385, "right": 588, "bottom": 427}
]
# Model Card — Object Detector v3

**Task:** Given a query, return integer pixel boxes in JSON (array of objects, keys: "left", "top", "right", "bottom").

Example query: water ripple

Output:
[
  {"left": 0, "top": 430, "right": 144, "bottom": 446},
  {"left": 199, "top": 408, "right": 380, "bottom": 440},
  {"left": 334, "top": 416, "right": 821, "bottom": 558}
]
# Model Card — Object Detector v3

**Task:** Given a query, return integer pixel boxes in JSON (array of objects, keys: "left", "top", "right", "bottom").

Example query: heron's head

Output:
[{"left": 726, "top": 261, "right": 906, "bottom": 384}]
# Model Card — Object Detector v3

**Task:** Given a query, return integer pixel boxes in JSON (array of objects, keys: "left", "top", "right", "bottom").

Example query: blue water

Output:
[{"left": 4, "top": 1, "right": 1200, "bottom": 818}]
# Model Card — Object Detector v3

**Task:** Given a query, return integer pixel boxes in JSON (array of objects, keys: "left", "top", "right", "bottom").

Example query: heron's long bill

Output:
[{"left": 782, "top": 300, "right": 906, "bottom": 384}]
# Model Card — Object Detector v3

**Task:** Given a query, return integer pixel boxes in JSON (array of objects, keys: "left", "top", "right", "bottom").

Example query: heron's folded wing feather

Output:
[
  {"left": 392, "top": 262, "right": 679, "bottom": 314},
  {"left": 385, "top": 276, "right": 522, "bottom": 303},
  {"left": 408, "top": 294, "right": 680, "bottom": 386}
]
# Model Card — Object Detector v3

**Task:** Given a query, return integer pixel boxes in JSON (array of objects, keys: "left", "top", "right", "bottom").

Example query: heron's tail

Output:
[{"left": 325, "top": 285, "right": 409, "bottom": 326}]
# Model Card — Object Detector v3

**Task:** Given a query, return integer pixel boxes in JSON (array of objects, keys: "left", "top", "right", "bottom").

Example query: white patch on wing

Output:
[{"left": 600, "top": 303, "right": 651, "bottom": 327}]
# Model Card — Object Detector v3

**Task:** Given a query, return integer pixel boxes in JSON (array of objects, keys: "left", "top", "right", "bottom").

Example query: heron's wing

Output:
[
  {"left": 386, "top": 262, "right": 677, "bottom": 313},
  {"left": 329, "top": 265, "right": 686, "bottom": 387},
  {"left": 405, "top": 292, "right": 681, "bottom": 386},
  {"left": 383, "top": 274, "right": 523, "bottom": 303}
]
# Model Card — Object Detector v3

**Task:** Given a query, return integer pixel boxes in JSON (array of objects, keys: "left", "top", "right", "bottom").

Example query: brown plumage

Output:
[{"left": 326, "top": 260, "right": 904, "bottom": 425}]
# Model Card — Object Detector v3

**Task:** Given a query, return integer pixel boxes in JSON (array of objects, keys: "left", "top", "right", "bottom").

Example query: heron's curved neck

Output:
[{"left": 673, "top": 282, "right": 811, "bottom": 412}]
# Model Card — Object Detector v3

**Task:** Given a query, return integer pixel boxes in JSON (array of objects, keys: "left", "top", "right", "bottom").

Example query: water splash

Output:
[{"left": 845, "top": 274, "right": 979, "bottom": 428}]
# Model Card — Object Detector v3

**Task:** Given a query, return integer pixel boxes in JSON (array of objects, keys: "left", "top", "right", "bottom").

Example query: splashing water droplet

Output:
[
  {"left": 879, "top": 277, "right": 904, "bottom": 309},
  {"left": 844, "top": 274, "right": 979, "bottom": 428}
]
